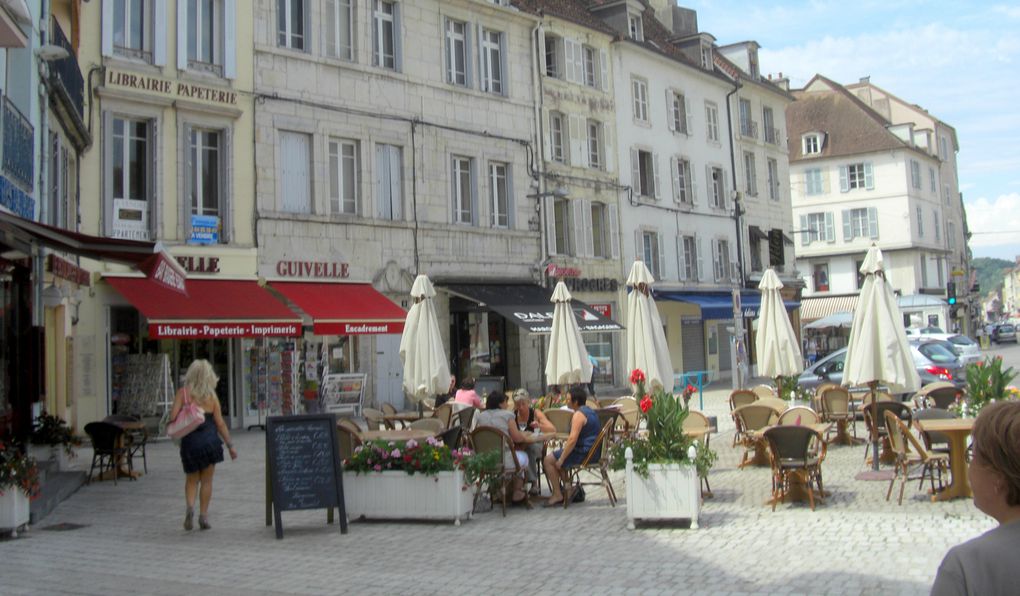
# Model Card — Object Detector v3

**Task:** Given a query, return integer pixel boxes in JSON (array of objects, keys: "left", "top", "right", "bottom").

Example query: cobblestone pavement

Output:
[{"left": 0, "top": 388, "right": 993, "bottom": 595}]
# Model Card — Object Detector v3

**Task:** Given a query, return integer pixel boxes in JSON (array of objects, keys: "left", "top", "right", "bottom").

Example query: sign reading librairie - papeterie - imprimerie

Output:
[{"left": 106, "top": 70, "right": 238, "bottom": 105}]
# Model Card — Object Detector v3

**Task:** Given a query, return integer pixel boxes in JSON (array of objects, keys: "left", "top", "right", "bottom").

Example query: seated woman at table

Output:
[
  {"left": 512, "top": 389, "right": 556, "bottom": 494},
  {"left": 932, "top": 400, "right": 1020, "bottom": 595},
  {"left": 543, "top": 387, "right": 601, "bottom": 507},
  {"left": 453, "top": 377, "right": 482, "bottom": 410},
  {"left": 476, "top": 390, "right": 530, "bottom": 504}
]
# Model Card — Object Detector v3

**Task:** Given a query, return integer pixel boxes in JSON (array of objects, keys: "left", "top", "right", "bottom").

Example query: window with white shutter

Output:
[{"left": 279, "top": 131, "right": 312, "bottom": 214}]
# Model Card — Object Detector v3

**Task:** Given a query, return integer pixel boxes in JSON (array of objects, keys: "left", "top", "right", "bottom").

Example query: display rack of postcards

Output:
[
  {"left": 114, "top": 353, "right": 173, "bottom": 417},
  {"left": 243, "top": 338, "right": 269, "bottom": 429},
  {"left": 247, "top": 339, "right": 301, "bottom": 417}
]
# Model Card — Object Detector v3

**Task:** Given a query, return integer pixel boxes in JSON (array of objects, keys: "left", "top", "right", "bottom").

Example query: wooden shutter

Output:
[
  {"left": 568, "top": 115, "right": 584, "bottom": 167},
  {"left": 541, "top": 111, "right": 552, "bottom": 161},
  {"left": 839, "top": 166, "right": 849, "bottom": 192},
  {"left": 800, "top": 214, "right": 810, "bottom": 246},
  {"left": 684, "top": 97, "right": 693, "bottom": 135},
  {"left": 864, "top": 162, "right": 875, "bottom": 190},
  {"left": 102, "top": 0, "right": 114, "bottom": 57},
  {"left": 670, "top": 156, "right": 681, "bottom": 203},
  {"left": 571, "top": 199, "right": 585, "bottom": 256},
  {"left": 677, "top": 237, "right": 688, "bottom": 280},
  {"left": 223, "top": 0, "right": 237, "bottom": 78},
  {"left": 666, "top": 89, "right": 675, "bottom": 131},
  {"left": 393, "top": 2, "right": 403, "bottom": 71},
  {"left": 607, "top": 204, "right": 619, "bottom": 258},
  {"left": 652, "top": 153, "right": 661, "bottom": 200},
  {"left": 544, "top": 196, "right": 558, "bottom": 254},
  {"left": 824, "top": 212, "right": 835, "bottom": 242},
  {"left": 564, "top": 39, "right": 577, "bottom": 82},
  {"left": 177, "top": 0, "right": 188, "bottom": 70},
  {"left": 582, "top": 199, "right": 594, "bottom": 257},
  {"left": 868, "top": 207, "right": 879, "bottom": 239},
  {"left": 603, "top": 126, "right": 614, "bottom": 173},
  {"left": 696, "top": 234, "right": 705, "bottom": 282},
  {"left": 599, "top": 49, "right": 609, "bottom": 91},
  {"left": 153, "top": 0, "right": 167, "bottom": 65},
  {"left": 690, "top": 163, "right": 699, "bottom": 206},
  {"left": 634, "top": 229, "right": 643, "bottom": 264},
  {"left": 657, "top": 232, "right": 666, "bottom": 280},
  {"left": 842, "top": 209, "right": 852, "bottom": 241},
  {"left": 630, "top": 148, "right": 640, "bottom": 195}
]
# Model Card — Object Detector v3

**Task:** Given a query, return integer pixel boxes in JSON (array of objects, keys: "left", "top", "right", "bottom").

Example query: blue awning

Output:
[{"left": 654, "top": 291, "right": 800, "bottom": 320}]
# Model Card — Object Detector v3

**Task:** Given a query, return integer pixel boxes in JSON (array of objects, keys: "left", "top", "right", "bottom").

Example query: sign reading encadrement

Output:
[
  {"left": 106, "top": 70, "right": 238, "bottom": 105},
  {"left": 265, "top": 414, "right": 348, "bottom": 539}
]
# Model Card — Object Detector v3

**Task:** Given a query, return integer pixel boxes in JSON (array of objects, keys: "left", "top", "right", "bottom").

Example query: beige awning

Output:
[{"left": 800, "top": 295, "right": 859, "bottom": 321}]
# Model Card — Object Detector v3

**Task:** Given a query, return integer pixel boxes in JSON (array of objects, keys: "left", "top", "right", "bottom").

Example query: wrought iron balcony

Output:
[
  {"left": 47, "top": 18, "right": 90, "bottom": 149},
  {"left": 740, "top": 120, "right": 759, "bottom": 139},
  {"left": 2, "top": 95, "right": 34, "bottom": 189},
  {"left": 764, "top": 127, "right": 783, "bottom": 145}
]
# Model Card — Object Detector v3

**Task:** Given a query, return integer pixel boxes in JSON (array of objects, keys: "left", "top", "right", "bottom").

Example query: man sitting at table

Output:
[
  {"left": 476, "top": 390, "right": 530, "bottom": 505},
  {"left": 543, "top": 387, "right": 601, "bottom": 507}
]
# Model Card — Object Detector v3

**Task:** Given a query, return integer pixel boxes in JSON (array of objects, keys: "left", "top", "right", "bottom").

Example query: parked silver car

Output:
[
  {"left": 798, "top": 342, "right": 965, "bottom": 395},
  {"left": 916, "top": 334, "right": 981, "bottom": 365}
]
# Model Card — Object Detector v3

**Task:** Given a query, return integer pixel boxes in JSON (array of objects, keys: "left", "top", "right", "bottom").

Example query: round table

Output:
[{"left": 359, "top": 429, "right": 436, "bottom": 442}]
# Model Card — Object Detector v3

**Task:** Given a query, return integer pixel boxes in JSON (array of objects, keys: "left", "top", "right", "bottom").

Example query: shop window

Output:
[
  {"left": 187, "top": 127, "right": 228, "bottom": 243},
  {"left": 813, "top": 263, "right": 829, "bottom": 292},
  {"left": 584, "top": 332, "right": 615, "bottom": 386}
]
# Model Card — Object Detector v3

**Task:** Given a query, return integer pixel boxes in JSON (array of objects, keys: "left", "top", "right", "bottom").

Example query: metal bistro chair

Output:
[
  {"left": 752, "top": 385, "right": 776, "bottom": 400},
  {"left": 84, "top": 421, "right": 131, "bottom": 485},
  {"left": 337, "top": 423, "right": 363, "bottom": 462},
  {"left": 454, "top": 406, "right": 476, "bottom": 432},
  {"left": 884, "top": 411, "right": 948, "bottom": 505},
  {"left": 470, "top": 426, "right": 528, "bottom": 516},
  {"left": 764, "top": 425, "right": 828, "bottom": 511},
  {"left": 563, "top": 418, "right": 618, "bottom": 509},
  {"left": 777, "top": 406, "right": 820, "bottom": 426},
  {"left": 105, "top": 414, "right": 149, "bottom": 473},
  {"left": 820, "top": 386, "right": 857, "bottom": 444},
  {"left": 729, "top": 389, "right": 759, "bottom": 447},
  {"left": 682, "top": 410, "right": 714, "bottom": 497},
  {"left": 733, "top": 403, "right": 781, "bottom": 468},
  {"left": 610, "top": 398, "right": 640, "bottom": 438},
  {"left": 432, "top": 403, "right": 455, "bottom": 430},
  {"left": 862, "top": 401, "right": 912, "bottom": 463}
]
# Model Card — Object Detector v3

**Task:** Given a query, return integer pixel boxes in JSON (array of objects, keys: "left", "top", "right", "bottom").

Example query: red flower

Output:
[
  {"left": 639, "top": 395, "right": 653, "bottom": 413},
  {"left": 685, "top": 384, "right": 696, "bottom": 395},
  {"left": 630, "top": 369, "right": 646, "bottom": 385}
]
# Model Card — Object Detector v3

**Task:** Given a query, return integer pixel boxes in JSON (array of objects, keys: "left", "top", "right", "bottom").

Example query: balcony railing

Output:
[
  {"left": 2, "top": 95, "right": 34, "bottom": 189},
  {"left": 740, "top": 120, "right": 759, "bottom": 139},
  {"left": 49, "top": 18, "right": 85, "bottom": 122},
  {"left": 764, "top": 127, "right": 782, "bottom": 145}
]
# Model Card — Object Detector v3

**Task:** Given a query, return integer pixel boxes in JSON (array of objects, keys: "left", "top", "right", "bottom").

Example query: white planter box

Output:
[
  {"left": 624, "top": 447, "right": 701, "bottom": 530},
  {"left": 27, "top": 445, "right": 76, "bottom": 471},
  {"left": 343, "top": 469, "right": 474, "bottom": 526},
  {"left": 0, "top": 488, "right": 31, "bottom": 537}
]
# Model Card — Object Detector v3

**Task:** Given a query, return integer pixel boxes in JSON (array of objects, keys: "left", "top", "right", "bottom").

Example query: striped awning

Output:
[{"left": 800, "top": 295, "right": 859, "bottom": 321}]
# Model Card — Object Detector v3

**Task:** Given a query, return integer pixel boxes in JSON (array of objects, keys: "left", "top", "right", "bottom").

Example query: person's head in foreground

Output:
[{"left": 567, "top": 386, "right": 587, "bottom": 410}]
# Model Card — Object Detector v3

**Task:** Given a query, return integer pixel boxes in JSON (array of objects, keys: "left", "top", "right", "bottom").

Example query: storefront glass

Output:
[
  {"left": 584, "top": 332, "right": 616, "bottom": 386},
  {"left": 451, "top": 311, "right": 506, "bottom": 382}
]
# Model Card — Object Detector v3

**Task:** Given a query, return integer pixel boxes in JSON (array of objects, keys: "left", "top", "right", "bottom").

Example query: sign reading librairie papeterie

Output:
[
  {"left": 106, "top": 70, "right": 238, "bottom": 105},
  {"left": 149, "top": 322, "right": 302, "bottom": 339}
]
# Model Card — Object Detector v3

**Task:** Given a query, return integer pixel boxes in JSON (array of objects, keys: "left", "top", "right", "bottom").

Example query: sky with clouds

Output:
[{"left": 684, "top": 1, "right": 1020, "bottom": 261}]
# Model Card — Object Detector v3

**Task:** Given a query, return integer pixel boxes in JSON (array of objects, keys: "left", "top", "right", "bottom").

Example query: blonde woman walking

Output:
[{"left": 170, "top": 359, "right": 237, "bottom": 530}]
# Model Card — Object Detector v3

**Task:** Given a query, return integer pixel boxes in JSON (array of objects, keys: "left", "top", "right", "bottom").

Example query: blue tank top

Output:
[{"left": 576, "top": 406, "right": 601, "bottom": 455}]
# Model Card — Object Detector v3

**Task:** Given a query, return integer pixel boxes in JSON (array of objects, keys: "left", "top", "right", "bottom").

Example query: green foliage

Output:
[
  {"left": 972, "top": 257, "right": 1012, "bottom": 296},
  {"left": 0, "top": 439, "right": 40, "bottom": 498},
  {"left": 609, "top": 382, "right": 716, "bottom": 479},
  {"left": 343, "top": 436, "right": 496, "bottom": 485},
  {"left": 958, "top": 356, "right": 1018, "bottom": 415},
  {"left": 459, "top": 450, "right": 502, "bottom": 486},
  {"left": 30, "top": 412, "right": 81, "bottom": 456}
]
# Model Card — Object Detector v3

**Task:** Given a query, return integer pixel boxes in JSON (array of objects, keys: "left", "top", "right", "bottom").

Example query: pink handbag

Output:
[{"left": 167, "top": 389, "right": 205, "bottom": 440}]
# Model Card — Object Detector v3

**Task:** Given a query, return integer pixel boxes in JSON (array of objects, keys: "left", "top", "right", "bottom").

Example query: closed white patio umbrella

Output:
[
  {"left": 755, "top": 268, "right": 802, "bottom": 390},
  {"left": 545, "top": 281, "right": 593, "bottom": 387},
  {"left": 399, "top": 274, "right": 450, "bottom": 403},
  {"left": 625, "top": 261, "right": 673, "bottom": 391},
  {"left": 843, "top": 246, "right": 920, "bottom": 472}
]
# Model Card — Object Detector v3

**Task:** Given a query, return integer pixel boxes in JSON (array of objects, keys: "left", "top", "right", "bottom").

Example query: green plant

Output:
[
  {"left": 958, "top": 357, "right": 1018, "bottom": 415},
  {"left": 459, "top": 449, "right": 501, "bottom": 486},
  {"left": 609, "top": 368, "right": 716, "bottom": 479},
  {"left": 776, "top": 376, "right": 813, "bottom": 402},
  {"left": 30, "top": 412, "right": 81, "bottom": 457},
  {"left": 343, "top": 436, "right": 497, "bottom": 486},
  {"left": 0, "top": 439, "right": 40, "bottom": 498},
  {"left": 535, "top": 390, "right": 568, "bottom": 410}
]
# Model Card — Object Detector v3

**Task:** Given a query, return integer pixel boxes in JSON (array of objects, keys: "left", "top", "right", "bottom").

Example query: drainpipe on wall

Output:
[
  {"left": 530, "top": 19, "right": 547, "bottom": 285},
  {"left": 724, "top": 81, "right": 744, "bottom": 286},
  {"left": 34, "top": 6, "right": 51, "bottom": 328},
  {"left": 724, "top": 80, "right": 747, "bottom": 388}
]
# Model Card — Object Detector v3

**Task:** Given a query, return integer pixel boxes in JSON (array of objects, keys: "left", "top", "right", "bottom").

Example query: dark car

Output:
[{"left": 798, "top": 343, "right": 965, "bottom": 395}]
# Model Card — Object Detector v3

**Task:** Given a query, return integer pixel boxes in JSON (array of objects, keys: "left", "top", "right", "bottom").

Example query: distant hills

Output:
[{"left": 972, "top": 257, "right": 1013, "bottom": 295}]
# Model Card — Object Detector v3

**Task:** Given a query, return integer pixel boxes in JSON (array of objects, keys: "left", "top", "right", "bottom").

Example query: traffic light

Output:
[{"left": 947, "top": 281, "right": 957, "bottom": 305}]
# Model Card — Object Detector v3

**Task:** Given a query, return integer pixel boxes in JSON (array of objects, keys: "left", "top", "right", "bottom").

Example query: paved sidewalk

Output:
[{"left": 0, "top": 393, "right": 992, "bottom": 595}]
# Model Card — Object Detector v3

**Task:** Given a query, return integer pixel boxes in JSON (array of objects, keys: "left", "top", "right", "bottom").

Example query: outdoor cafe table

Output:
[
  {"left": 915, "top": 418, "right": 975, "bottom": 501},
  {"left": 359, "top": 429, "right": 436, "bottom": 442},
  {"left": 382, "top": 412, "right": 429, "bottom": 428},
  {"left": 100, "top": 417, "right": 145, "bottom": 481}
]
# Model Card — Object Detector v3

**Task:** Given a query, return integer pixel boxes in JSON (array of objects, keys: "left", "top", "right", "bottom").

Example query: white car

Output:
[{"left": 918, "top": 333, "right": 982, "bottom": 365}]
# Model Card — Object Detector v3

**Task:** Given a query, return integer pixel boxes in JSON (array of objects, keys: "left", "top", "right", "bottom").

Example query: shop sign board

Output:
[
  {"left": 589, "top": 303, "right": 612, "bottom": 319},
  {"left": 47, "top": 255, "right": 90, "bottom": 286},
  {"left": 276, "top": 260, "right": 350, "bottom": 279},
  {"left": 189, "top": 215, "right": 219, "bottom": 245},
  {"left": 314, "top": 322, "right": 404, "bottom": 335},
  {"left": 149, "top": 322, "right": 302, "bottom": 339}
]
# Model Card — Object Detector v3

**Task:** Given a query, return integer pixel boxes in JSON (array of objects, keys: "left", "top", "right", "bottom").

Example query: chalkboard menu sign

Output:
[{"left": 265, "top": 414, "right": 348, "bottom": 539}]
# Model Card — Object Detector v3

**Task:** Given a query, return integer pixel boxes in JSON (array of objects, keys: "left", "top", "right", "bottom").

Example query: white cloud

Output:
[
  {"left": 992, "top": 5, "right": 1020, "bottom": 19},
  {"left": 965, "top": 193, "right": 1020, "bottom": 249}
]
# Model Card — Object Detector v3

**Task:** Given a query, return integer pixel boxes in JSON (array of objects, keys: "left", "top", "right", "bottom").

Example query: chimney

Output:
[
  {"left": 670, "top": 6, "right": 699, "bottom": 37},
  {"left": 860, "top": 75, "right": 871, "bottom": 84},
  {"left": 773, "top": 71, "right": 789, "bottom": 91}
]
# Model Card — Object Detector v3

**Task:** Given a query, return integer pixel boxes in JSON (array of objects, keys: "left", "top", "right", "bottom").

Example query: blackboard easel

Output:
[{"left": 265, "top": 414, "right": 348, "bottom": 539}]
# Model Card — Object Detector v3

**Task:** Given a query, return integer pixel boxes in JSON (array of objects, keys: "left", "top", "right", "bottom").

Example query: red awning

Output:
[
  {"left": 106, "top": 276, "right": 301, "bottom": 339},
  {"left": 268, "top": 281, "right": 406, "bottom": 335}
]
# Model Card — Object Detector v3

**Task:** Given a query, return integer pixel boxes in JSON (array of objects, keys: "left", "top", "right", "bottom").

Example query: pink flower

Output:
[
  {"left": 391, "top": 449, "right": 401, "bottom": 458},
  {"left": 406, "top": 439, "right": 418, "bottom": 449},
  {"left": 373, "top": 464, "right": 382, "bottom": 471}
]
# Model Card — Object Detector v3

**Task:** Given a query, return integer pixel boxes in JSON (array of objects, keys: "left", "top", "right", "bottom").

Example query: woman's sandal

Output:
[{"left": 542, "top": 497, "right": 564, "bottom": 508}]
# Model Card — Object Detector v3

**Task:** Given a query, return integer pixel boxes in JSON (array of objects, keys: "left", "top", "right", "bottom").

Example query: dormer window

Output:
[
  {"left": 802, "top": 133, "right": 821, "bottom": 155},
  {"left": 700, "top": 44, "right": 712, "bottom": 69},
  {"left": 628, "top": 14, "right": 643, "bottom": 41}
]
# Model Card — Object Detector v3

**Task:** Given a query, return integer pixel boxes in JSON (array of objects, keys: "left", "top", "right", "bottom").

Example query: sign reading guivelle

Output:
[
  {"left": 106, "top": 70, "right": 238, "bottom": 105},
  {"left": 265, "top": 414, "right": 348, "bottom": 539}
]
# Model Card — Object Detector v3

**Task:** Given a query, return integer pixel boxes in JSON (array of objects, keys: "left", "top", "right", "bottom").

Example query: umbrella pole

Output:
[
  {"left": 870, "top": 380, "right": 880, "bottom": 472},
  {"left": 776, "top": 376, "right": 784, "bottom": 402}
]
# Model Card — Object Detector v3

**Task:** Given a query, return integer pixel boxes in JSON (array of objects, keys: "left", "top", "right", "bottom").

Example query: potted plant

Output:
[
  {"left": 610, "top": 369, "right": 717, "bottom": 529},
  {"left": 955, "top": 356, "right": 1018, "bottom": 416},
  {"left": 29, "top": 413, "right": 81, "bottom": 471},
  {"left": 1, "top": 439, "right": 40, "bottom": 536},
  {"left": 342, "top": 436, "right": 491, "bottom": 525}
]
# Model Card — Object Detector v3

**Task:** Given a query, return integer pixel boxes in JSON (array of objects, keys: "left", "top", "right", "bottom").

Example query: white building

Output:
[
  {"left": 788, "top": 75, "right": 953, "bottom": 330},
  {"left": 253, "top": 0, "right": 550, "bottom": 409}
]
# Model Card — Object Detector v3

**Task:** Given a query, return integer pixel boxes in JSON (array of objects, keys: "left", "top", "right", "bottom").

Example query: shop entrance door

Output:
[
  {"left": 374, "top": 334, "right": 403, "bottom": 410},
  {"left": 175, "top": 339, "right": 233, "bottom": 423}
]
